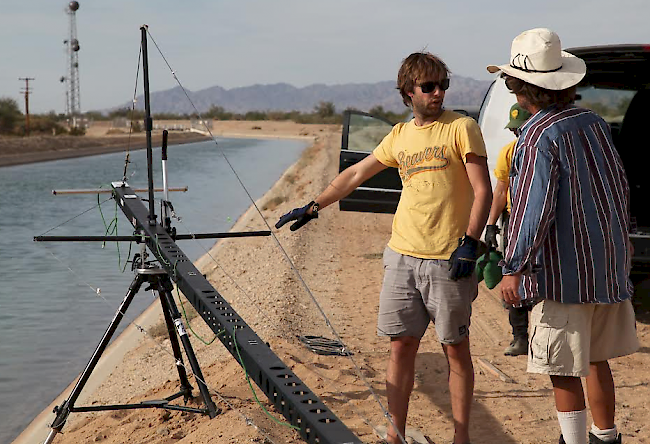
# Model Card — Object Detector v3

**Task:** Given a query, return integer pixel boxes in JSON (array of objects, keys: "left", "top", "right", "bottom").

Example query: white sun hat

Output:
[{"left": 487, "top": 28, "right": 586, "bottom": 91}]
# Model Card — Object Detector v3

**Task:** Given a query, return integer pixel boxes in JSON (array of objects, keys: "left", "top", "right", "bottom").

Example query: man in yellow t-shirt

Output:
[
  {"left": 277, "top": 52, "right": 492, "bottom": 444},
  {"left": 484, "top": 102, "right": 531, "bottom": 356}
]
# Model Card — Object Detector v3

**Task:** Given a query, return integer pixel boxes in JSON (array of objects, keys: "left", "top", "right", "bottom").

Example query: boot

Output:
[
  {"left": 589, "top": 431, "right": 622, "bottom": 443},
  {"left": 504, "top": 336, "right": 528, "bottom": 356}
]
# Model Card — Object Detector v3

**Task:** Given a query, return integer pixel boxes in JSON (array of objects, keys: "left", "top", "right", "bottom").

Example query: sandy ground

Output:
[{"left": 12, "top": 124, "right": 650, "bottom": 444}]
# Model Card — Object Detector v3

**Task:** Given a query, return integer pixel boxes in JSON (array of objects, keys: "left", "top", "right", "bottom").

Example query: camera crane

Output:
[{"left": 36, "top": 26, "right": 361, "bottom": 444}]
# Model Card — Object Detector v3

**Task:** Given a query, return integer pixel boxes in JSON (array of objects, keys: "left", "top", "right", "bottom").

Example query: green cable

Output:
[
  {"left": 232, "top": 329, "right": 300, "bottom": 431},
  {"left": 97, "top": 188, "right": 127, "bottom": 271},
  {"left": 175, "top": 284, "right": 219, "bottom": 345},
  {"left": 153, "top": 233, "right": 171, "bottom": 267}
]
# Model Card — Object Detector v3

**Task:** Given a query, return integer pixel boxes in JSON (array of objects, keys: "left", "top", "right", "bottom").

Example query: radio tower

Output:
[{"left": 63, "top": 1, "right": 81, "bottom": 126}]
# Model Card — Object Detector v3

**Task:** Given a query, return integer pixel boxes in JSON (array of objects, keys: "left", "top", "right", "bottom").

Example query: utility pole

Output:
[{"left": 19, "top": 77, "right": 35, "bottom": 136}]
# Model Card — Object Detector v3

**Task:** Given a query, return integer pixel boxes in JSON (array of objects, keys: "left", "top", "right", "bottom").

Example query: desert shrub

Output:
[{"left": 0, "top": 97, "right": 22, "bottom": 134}]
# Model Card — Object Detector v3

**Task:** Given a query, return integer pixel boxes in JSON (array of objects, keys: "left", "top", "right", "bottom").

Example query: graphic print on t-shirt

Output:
[{"left": 397, "top": 145, "right": 449, "bottom": 183}]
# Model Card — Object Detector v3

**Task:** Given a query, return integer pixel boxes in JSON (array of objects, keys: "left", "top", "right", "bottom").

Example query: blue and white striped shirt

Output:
[{"left": 502, "top": 105, "right": 633, "bottom": 304}]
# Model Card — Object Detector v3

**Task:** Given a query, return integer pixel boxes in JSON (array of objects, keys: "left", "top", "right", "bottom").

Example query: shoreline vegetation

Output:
[{"left": 11, "top": 121, "right": 650, "bottom": 444}]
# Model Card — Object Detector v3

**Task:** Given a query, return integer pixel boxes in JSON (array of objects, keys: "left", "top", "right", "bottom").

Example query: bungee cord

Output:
[{"left": 144, "top": 27, "right": 404, "bottom": 443}]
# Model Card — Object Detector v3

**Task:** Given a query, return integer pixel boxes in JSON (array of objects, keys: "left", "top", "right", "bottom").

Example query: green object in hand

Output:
[
  {"left": 476, "top": 255, "right": 487, "bottom": 283},
  {"left": 475, "top": 250, "right": 503, "bottom": 289}
]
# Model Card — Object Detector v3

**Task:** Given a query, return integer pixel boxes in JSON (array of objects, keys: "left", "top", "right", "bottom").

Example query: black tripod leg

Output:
[
  {"left": 158, "top": 276, "right": 219, "bottom": 418},
  {"left": 155, "top": 276, "right": 194, "bottom": 400},
  {"left": 44, "top": 273, "right": 146, "bottom": 444}
]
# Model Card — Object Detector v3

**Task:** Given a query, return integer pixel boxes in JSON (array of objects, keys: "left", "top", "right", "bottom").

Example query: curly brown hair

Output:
[
  {"left": 502, "top": 74, "right": 576, "bottom": 109},
  {"left": 397, "top": 52, "right": 450, "bottom": 107}
]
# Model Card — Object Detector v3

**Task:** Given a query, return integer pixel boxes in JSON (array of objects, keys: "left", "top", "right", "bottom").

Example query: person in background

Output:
[
  {"left": 276, "top": 51, "right": 492, "bottom": 444},
  {"left": 484, "top": 103, "right": 532, "bottom": 356},
  {"left": 489, "top": 28, "right": 639, "bottom": 444}
]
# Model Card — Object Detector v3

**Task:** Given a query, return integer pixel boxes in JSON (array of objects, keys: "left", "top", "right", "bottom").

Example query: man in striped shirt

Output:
[{"left": 487, "top": 28, "right": 639, "bottom": 444}]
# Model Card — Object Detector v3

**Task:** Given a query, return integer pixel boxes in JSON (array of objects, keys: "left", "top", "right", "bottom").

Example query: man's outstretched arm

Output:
[
  {"left": 313, "top": 154, "right": 388, "bottom": 210},
  {"left": 276, "top": 154, "right": 388, "bottom": 230}
]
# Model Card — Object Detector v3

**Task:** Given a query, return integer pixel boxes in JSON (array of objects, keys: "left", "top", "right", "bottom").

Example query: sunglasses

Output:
[
  {"left": 504, "top": 76, "right": 517, "bottom": 92},
  {"left": 418, "top": 78, "right": 450, "bottom": 93}
]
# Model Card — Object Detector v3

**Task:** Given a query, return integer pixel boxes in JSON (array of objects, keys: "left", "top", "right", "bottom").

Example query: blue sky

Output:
[{"left": 1, "top": 0, "right": 648, "bottom": 114}]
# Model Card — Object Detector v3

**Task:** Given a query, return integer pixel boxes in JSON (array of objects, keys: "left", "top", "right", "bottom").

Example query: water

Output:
[{"left": 0, "top": 137, "right": 308, "bottom": 443}]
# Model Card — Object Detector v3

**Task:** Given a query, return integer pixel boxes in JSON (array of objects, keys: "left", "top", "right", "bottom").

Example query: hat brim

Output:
[{"left": 487, "top": 51, "right": 586, "bottom": 91}]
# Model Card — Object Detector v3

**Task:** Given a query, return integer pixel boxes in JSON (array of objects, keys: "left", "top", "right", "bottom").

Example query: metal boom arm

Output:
[{"left": 111, "top": 181, "right": 361, "bottom": 444}]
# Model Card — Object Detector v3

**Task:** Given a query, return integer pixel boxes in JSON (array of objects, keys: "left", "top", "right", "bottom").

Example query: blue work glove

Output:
[
  {"left": 449, "top": 235, "right": 482, "bottom": 281},
  {"left": 484, "top": 224, "right": 500, "bottom": 250},
  {"left": 275, "top": 201, "right": 319, "bottom": 231}
]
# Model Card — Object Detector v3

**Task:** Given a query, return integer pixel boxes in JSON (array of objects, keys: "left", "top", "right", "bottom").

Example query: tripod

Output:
[{"left": 44, "top": 262, "right": 219, "bottom": 444}]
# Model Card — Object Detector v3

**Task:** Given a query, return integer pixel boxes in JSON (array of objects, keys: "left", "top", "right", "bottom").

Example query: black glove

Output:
[
  {"left": 484, "top": 224, "right": 500, "bottom": 249},
  {"left": 449, "top": 235, "right": 481, "bottom": 281},
  {"left": 275, "top": 201, "right": 319, "bottom": 231}
]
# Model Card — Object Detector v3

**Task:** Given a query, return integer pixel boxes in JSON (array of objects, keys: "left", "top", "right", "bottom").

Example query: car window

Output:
[
  {"left": 574, "top": 86, "right": 636, "bottom": 125},
  {"left": 346, "top": 113, "right": 394, "bottom": 152}
]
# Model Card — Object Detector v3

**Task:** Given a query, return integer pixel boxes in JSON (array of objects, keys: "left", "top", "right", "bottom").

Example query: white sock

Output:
[
  {"left": 591, "top": 423, "right": 618, "bottom": 442},
  {"left": 557, "top": 410, "right": 587, "bottom": 444}
]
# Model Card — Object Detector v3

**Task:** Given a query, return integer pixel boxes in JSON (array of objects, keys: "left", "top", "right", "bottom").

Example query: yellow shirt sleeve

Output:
[
  {"left": 454, "top": 117, "right": 487, "bottom": 162},
  {"left": 372, "top": 123, "right": 404, "bottom": 168},
  {"left": 494, "top": 139, "right": 516, "bottom": 182}
]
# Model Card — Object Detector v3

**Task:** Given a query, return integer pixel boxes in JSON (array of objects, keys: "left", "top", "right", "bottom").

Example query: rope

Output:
[{"left": 144, "top": 28, "right": 403, "bottom": 442}]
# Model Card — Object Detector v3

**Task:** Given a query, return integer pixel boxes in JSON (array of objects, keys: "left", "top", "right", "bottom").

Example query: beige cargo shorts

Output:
[
  {"left": 377, "top": 246, "right": 478, "bottom": 344},
  {"left": 528, "top": 299, "right": 639, "bottom": 377}
]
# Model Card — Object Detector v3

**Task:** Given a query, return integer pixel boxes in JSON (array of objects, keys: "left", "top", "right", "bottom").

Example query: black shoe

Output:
[
  {"left": 504, "top": 336, "right": 528, "bottom": 356},
  {"left": 559, "top": 435, "right": 566, "bottom": 444},
  {"left": 589, "top": 431, "right": 622, "bottom": 444}
]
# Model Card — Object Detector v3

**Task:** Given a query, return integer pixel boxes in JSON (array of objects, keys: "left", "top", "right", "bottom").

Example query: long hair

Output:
[
  {"left": 397, "top": 52, "right": 450, "bottom": 107},
  {"left": 502, "top": 74, "right": 576, "bottom": 109}
]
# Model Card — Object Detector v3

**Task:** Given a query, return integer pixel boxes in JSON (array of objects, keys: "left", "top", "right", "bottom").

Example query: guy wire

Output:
[
  {"left": 163, "top": 202, "right": 393, "bottom": 441},
  {"left": 145, "top": 28, "right": 403, "bottom": 443},
  {"left": 122, "top": 40, "right": 143, "bottom": 182},
  {"left": 37, "top": 196, "right": 113, "bottom": 237}
]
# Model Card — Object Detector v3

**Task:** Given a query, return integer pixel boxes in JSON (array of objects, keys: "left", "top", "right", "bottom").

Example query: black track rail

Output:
[{"left": 112, "top": 181, "right": 361, "bottom": 444}]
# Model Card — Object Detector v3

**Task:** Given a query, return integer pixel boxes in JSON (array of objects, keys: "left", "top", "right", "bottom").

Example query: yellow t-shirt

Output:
[
  {"left": 372, "top": 110, "right": 487, "bottom": 259},
  {"left": 494, "top": 139, "right": 516, "bottom": 212}
]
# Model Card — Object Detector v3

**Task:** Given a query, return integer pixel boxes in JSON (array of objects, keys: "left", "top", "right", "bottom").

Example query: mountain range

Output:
[{"left": 114, "top": 76, "right": 492, "bottom": 115}]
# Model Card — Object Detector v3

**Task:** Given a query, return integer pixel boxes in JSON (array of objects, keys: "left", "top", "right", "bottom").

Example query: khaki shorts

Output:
[
  {"left": 528, "top": 299, "right": 639, "bottom": 377},
  {"left": 377, "top": 247, "right": 478, "bottom": 344}
]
